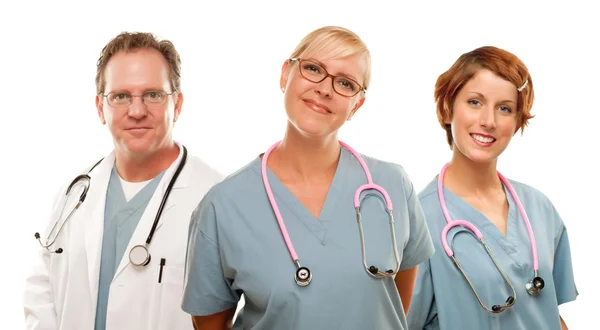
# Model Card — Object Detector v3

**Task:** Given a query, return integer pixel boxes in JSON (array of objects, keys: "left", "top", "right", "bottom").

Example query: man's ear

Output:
[
  {"left": 96, "top": 95, "right": 106, "bottom": 125},
  {"left": 173, "top": 92, "right": 184, "bottom": 123}
]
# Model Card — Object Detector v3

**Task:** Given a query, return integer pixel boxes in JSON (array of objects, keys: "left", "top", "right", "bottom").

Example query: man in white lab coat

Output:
[{"left": 23, "top": 32, "right": 223, "bottom": 330}]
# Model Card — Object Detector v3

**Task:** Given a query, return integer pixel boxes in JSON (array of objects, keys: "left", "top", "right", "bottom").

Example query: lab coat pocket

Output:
[{"left": 154, "top": 265, "right": 190, "bottom": 329}]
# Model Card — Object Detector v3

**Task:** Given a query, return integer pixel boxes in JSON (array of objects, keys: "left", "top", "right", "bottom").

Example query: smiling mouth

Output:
[
  {"left": 471, "top": 133, "right": 496, "bottom": 144},
  {"left": 126, "top": 128, "right": 151, "bottom": 134},
  {"left": 304, "top": 100, "right": 331, "bottom": 114}
]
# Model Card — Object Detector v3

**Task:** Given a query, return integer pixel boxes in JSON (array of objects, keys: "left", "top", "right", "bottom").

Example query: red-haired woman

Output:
[{"left": 408, "top": 46, "right": 577, "bottom": 330}]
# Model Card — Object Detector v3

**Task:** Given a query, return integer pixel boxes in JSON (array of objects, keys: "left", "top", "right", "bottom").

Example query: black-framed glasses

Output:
[
  {"left": 290, "top": 58, "right": 366, "bottom": 97},
  {"left": 103, "top": 91, "right": 176, "bottom": 108}
]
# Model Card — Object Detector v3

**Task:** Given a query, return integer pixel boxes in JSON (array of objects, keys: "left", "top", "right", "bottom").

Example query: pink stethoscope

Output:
[
  {"left": 437, "top": 163, "right": 545, "bottom": 314},
  {"left": 261, "top": 141, "right": 401, "bottom": 287}
]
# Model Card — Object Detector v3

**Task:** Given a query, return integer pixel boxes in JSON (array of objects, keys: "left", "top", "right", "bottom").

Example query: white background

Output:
[{"left": 1, "top": 0, "right": 597, "bottom": 328}]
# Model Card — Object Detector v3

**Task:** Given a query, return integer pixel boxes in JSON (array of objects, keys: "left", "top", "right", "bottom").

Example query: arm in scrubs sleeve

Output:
[
  {"left": 552, "top": 216, "right": 578, "bottom": 305},
  {"left": 395, "top": 170, "right": 435, "bottom": 317},
  {"left": 24, "top": 187, "right": 65, "bottom": 330},
  {"left": 182, "top": 194, "right": 241, "bottom": 317},
  {"left": 407, "top": 260, "right": 436, "bottom": 330},
  {"left": 399, "top": 177, "right": 435, "bottom": 271}
]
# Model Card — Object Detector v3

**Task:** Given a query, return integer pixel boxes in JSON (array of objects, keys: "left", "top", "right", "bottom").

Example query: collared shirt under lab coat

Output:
[{"left": 23, "top": 143, "right": 224, "bottom": 330}]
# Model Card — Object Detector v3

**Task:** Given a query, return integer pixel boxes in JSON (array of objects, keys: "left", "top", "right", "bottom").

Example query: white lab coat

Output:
[{"left": 23, "top": 144, "right": 224, "bottom": 330}]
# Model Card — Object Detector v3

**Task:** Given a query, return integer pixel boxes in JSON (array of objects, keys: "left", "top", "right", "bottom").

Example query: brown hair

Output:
[
  {"left": 435, "top": 46, "right": 535, "bottom": 148},
  {"left": 95, "top": 32, "right": 181, "bottom": 96}
]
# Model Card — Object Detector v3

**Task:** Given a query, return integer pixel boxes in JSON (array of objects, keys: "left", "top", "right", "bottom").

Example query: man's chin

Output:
[{"left": 118, "top": 140, "right": 155, "bottom": 156}]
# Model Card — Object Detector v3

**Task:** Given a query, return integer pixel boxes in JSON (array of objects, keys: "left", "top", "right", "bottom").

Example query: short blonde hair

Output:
[{"left": 290, "top": 26, "right": 371, "bottom": 90}]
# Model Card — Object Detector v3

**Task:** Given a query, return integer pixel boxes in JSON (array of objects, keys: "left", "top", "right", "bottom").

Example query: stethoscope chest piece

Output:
[
  {"left": 129, "top": 244, "right": 151, "bottom": 267},
  {"left": 526, "top": 276, "right": 545, "bottom": 295},
  {"left": 295, "top": 267, "right": 312, "bottom": 287}
]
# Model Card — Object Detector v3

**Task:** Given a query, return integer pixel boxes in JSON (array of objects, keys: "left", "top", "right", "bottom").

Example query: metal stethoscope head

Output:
[
  {"left": 293, "top": 260, "right": 312, "bottom": 287},
  {"left": 35, "top": 173, "right": 94, "bottom": 254},
  {"left": 526, "top": 271, "right": 545, "bottom": 295}
]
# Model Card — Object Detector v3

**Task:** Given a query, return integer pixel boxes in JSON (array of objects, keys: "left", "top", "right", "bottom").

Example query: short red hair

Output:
[{"left": 435, "top": 46, "right": 535, "bottom": 148}]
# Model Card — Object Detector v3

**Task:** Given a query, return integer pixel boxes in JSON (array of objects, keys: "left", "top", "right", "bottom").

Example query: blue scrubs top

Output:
[
  {"left": 408, "top": 177, "right": 578, "bottom": 330},
  {"left": 94, "top": 167, "right": 164, "bottom": 330},
  {"left": 182, "top": 147, "right": 435, "bottom": 330}
]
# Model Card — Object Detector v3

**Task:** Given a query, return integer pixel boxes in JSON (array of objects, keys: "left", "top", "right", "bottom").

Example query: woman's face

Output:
[
  {"left": 448, "top": 69, "right": 519, "bottom": 164},
  {"left": 280, "top": 52, "right": 367, "bottom": 139}
]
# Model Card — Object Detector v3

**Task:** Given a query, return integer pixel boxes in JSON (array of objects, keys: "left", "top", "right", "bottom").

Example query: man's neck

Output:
[{"left": 115, "top": 143, "right": 180, "bottom": 182}]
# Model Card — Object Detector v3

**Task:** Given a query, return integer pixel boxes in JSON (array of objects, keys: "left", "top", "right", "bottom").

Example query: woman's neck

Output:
[
  {"left": 267, "top": 125, "right": 341, "bottom": 182},
  {"left": 443, "top": 148, "right": 503, "bottom": 197}
]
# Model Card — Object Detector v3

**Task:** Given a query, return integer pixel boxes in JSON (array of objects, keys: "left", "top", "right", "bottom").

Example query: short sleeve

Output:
[
  {"left": 399, "top": 172, "right": 435, "bottom": 270},
  {"left": 407, "top": 260, "right": 438, "bottom": 330},
  {"left": 181, "top": 193, "right": 241, "bottom": 316},
  {"left": 552, "top": 224, "right": 578, "bottom": 305}
]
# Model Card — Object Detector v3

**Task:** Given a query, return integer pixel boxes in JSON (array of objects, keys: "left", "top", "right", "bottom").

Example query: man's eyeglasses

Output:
[{"left": 103, "top": 91, "right": 176, "bottom": 108}]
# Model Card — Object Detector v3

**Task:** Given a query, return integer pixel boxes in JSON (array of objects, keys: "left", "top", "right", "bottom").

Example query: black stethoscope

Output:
[{"left": 35, "top": 146, "right": 188, "bottom": 268}]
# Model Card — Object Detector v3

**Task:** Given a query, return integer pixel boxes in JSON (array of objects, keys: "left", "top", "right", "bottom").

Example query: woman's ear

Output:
[
  {"left": 280, "top": 60, "right": 291, "bottom": 93},
  {"left": 443, "top": 106, "right": 453, "bottom": 124},
  {"left": 347, "top": 96, "right": 366, "bottom": 121}
]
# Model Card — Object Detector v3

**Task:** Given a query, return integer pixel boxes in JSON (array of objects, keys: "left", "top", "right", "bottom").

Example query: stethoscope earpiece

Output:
[
  {"left": 491, "top": 296, "right": 515, "bottom": 313},
  {"left": 368, "top": 266, "right": 395, "bottom": 276},
  {"left": 35, "top": 232, "right": 64, "bottom": 254},
  {"left": 506, "top": 296, "right": 515, "bottom": 305}
]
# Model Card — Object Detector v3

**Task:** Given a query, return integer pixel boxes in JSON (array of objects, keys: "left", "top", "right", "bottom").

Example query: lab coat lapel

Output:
[
  {"left": 112, "top": 146, "right": 190, "bottom": 279},
  {"left": 82, "top": 151, "right": 115, "bottom": 312}
]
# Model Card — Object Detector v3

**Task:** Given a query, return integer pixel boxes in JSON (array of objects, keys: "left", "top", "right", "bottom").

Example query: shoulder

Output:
[
  {"left": 186, "top": 155, "right": 225, "bottom": 185},
  {"left": 504, "top": 178, "right": 563, "bottom": 221},
  {"left": 359, "top": 153, "right": 413, "bottom": 185},
  {"left": 359, "top": 153, "right": 417, "bottom": 195},
  {"left": 505, "top": 178, "right": 568, "bottom": 239},
  {"left": 417, "top": 176, "right": 441, "bottom": 204},
  {"left": 195, "top": 156, "right": 262, "bottom": 206},
  {"left": 504, "top": 178, "right": 553, "bottom": 206}
]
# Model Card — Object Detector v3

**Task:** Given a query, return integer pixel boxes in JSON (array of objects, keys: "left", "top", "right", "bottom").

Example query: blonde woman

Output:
[{"left": 182, "top": 26, "right": 434, "bottom": 330}]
